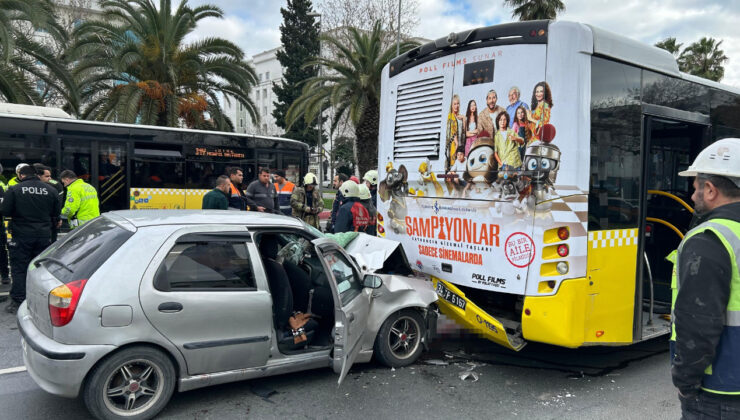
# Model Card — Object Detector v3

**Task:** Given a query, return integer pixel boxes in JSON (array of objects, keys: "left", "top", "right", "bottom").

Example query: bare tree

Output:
[{"left": 316, "top": 0, "right": 420, "bottom": 49}]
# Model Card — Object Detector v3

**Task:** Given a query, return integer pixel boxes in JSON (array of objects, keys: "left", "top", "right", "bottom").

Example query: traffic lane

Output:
[
  {"left": 0, "top": 296, "right": 23, "bottom": 370},
  {"left": 0, "top": 335, "right": 680, "bottom": 419}
]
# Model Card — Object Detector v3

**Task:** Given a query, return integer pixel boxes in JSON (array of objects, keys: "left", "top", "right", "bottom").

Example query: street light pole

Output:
[
  {"left": 396, "top": 0, "right": 401, "bottom": 57},
  {"left": 308, "top": 12, "right": 323, "bottom": 186}
]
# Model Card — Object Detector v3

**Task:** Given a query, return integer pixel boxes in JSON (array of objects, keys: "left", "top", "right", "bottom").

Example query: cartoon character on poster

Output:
[
  {"left": 522, "top": 126, "right": 560, "bottom": 211},
  {"left": 463, "top": 137, "right": 497, "bottom": 199},
  {"left": 378, "top": 163, "right": 409, "bottom": 233},
  {"left": 412, "top": 159, "right": 444, "bottom": 197}
]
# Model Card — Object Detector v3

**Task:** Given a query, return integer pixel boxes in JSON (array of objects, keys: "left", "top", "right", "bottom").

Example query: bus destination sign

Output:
[{"left": 194, "top": 147, "right": 245, "bottom": 159}]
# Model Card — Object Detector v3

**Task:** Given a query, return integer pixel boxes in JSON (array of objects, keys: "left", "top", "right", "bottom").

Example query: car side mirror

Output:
[{"left": 362, "top": 274, "right": 383, "bottom": 289}]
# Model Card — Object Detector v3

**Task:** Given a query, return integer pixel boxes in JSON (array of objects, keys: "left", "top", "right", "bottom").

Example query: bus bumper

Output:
[
  {"left": 432, "top": 277, "right": 526, "bottom": 351},
  {"left": 521, "top": 277, "right": 589, "bottom": 348}
]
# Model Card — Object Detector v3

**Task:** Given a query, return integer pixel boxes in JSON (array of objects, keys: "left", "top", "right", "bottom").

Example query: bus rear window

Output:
[
  {"left": 41, "top": 218, "right": 134, "bottom": 283},
  {"left": 463, "top": 60, "right": 494, "bottom": 86}
]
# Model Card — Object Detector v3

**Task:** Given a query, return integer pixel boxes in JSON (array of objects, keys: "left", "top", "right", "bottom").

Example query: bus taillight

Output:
[
  {"left": 557, "top": 244, "right": 569, "bottom": 257},
  {"left": 557, "top": 227, "right": 570, "bottom": 240}
]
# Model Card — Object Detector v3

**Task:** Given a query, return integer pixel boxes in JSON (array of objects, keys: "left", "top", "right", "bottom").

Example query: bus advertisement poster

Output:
[{"left": 377, "top": 44, "right": 590, "bottom": 295}]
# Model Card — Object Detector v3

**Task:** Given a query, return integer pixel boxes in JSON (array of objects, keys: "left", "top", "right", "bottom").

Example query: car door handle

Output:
[{"left": 158, "top": 302, "right": 183, "bottom": 313}]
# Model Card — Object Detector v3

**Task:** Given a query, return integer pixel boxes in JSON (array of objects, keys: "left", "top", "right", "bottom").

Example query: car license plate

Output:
[{"left": 435, "top": 282, "right": 466, "bottom": 310}]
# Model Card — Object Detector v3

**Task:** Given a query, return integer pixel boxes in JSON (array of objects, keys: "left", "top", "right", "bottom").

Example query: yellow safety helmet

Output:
[
  {"left": 363, "top": 169, "right": 379, "bottom": 186},
  {"left": 358, "top": 184, "right": 371, "bottom": 200},
  {"left": 303, "top": 172, "right": 318, "bottom": 185},
  {"left": 340, "top": 180, "right": 359, "bottom": 198}
]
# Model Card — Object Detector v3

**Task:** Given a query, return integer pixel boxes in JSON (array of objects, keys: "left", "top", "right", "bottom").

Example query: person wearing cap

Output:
[
  {"left": 1, "top": 165, "right": 60, "bottom": 313},
  {"left": 60, "top": 170, "right": 100, "bottom": 228},
  {"left": 334, "top": 180, "right": 371, "bottom": 234},
  {"left": 363, "top": 169, "right": 379, "bottom": 207},
  {"left": 273, "top": 170, "right": 295, "bottom": 216},
  {"left": 8, "top": 163, "right": 29, "bottom": 187},
  {"left": 669, "top": 138, "right": 740, "bottom": 419},
  {"left": 357, "top": 184, "right": 377, "bottom": 236},
  {"left": 291, "top": 173, "right": 323, "bottom": 228}
]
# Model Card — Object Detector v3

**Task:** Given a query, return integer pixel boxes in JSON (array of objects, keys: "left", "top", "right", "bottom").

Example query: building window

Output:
[
  {"left": 258, "top": 73, "right": 263, "bottom": 81},
  {"left": 265, "top": 71, "right": 270, "bottom": 80},
  {"left": 263, "top": 88, "right": 267, "bottom": 98},
  {"left": 263, "top": 106, "right": 267, "bottom": 116},
  {"left": 256, "top": 91, "right": 260, "bottom": 100},
  {"left": 239, "top": 118, "right": 243, "bottom": 128}
]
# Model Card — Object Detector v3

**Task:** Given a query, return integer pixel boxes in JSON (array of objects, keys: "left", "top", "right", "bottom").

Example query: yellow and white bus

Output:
[
  {"left": 376, "top": 20, "right": 740, "bottom": 350},
  {"left": 0, "top": 104, "right": 309, "bottom": 213}
]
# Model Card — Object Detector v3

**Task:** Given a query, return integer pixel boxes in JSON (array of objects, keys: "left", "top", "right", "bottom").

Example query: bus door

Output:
[
  {"left": 97, "top": 141, "right": 128, "bottom": 212},
  {"left": 636, "top": 108, "right": 709, "bottom": 340}
]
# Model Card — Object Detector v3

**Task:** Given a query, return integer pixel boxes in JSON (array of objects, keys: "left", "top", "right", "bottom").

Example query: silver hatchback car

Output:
[{"left": 17, "top": 211, "right": 437, "bottom": 420}]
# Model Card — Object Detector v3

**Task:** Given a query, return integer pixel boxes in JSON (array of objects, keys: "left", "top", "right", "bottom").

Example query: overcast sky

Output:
[{"left": 187, "top": 0, "right": 740, "bottom": 88}]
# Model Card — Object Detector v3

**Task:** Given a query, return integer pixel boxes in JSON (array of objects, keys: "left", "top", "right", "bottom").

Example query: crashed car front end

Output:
[{"left": 341, "top": 233, "right": 439, "bottom": 361}]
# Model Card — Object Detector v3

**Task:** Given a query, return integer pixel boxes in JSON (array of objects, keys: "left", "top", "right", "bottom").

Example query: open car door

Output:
[{"left": 313, "top": 238, "right": 372, "bottom": 385}]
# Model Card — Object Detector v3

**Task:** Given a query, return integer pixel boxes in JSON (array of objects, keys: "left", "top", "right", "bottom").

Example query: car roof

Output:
[{"left": 107, "top": 210, "right": 306, "bottom": 229}]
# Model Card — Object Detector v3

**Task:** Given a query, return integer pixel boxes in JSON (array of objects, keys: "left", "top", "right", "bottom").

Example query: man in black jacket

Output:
[
  {"left": 0, "top": 165, "right": 60, "bottom": 313},
  {"left": 672, "top": 138, "right": 740, "bottom": 419}
]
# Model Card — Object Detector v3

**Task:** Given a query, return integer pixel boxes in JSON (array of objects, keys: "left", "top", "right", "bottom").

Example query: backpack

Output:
[{"left": 350, "top": 202, "right": 371, "bottom": 232}]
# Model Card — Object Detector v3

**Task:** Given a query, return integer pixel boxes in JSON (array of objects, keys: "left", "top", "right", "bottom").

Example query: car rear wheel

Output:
[
  {"left": 373, "top": 309, "right": 426, "bottom": 368},
  {"left": 83, "top": 346, "right": 176, "bottom": 420}
]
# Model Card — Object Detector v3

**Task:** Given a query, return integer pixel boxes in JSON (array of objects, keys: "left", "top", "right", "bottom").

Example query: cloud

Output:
[{"left": 185, "top": 0, "right": 740, "bottom": 87}]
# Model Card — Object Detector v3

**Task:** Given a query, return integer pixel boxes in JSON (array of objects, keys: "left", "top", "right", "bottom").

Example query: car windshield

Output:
[{"left": 302, "top": 221, "right": 324, "bottom": 238}]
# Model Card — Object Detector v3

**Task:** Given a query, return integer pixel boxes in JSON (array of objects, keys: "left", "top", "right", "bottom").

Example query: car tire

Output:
[
  {"left": 373, "top": 309, "right": 426, "bottom": 368},
  {"left": 83, "top": 346, "right": 176, "bottom": 420}
]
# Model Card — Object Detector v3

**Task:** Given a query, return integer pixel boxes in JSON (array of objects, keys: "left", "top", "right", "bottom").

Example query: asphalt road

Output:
[{"left": 0, "top": 297, "right": 679, "bottom": 420}]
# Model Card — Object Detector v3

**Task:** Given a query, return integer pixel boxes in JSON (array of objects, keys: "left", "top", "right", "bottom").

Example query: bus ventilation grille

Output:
[{"left": 393, "top": 76, "right": 444, "bottom": 159}]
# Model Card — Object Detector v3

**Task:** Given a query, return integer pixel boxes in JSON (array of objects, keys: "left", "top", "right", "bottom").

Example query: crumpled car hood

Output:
[{"left": 343, "top": 233, "right": 411, "bottom": 274}]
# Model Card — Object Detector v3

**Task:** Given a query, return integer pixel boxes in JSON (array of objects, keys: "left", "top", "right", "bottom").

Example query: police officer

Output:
[
  {"left": 0, "top": 165, "right": 60, "bottom": 313},
  {"left": 670, "top": 138, "right": 740, "bottom": 419},
  {"left": 59, "top": 170, "right": 100, "bottom": 228},
  {"left": 7, "top": 163, "right": 29, "bottom": 187}
]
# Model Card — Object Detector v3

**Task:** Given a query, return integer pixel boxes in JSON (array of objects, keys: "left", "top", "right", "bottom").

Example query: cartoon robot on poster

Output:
[
  {"left": 522, "top": 124, "right": 561, "bottom": 211},
  {"left": 378, "top": 162, "right": 409, "bottom": 234}
]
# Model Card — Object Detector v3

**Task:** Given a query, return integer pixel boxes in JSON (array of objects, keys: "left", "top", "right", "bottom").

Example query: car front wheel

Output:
[
  {"left": 83, "top": 346, "right": 176, "bottom": 420},
  {"left": 373, "top": 309, "right": 426, "bottom": 368}
]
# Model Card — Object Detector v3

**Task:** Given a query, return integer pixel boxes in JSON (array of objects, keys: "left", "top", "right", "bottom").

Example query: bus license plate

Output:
[{"left": 436, "top": 282, "right": 467, "bottom": 310}]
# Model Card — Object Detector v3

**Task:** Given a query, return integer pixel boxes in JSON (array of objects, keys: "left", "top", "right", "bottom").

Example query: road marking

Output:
[{"left": 0, "top": 366, "right": 26, "bottom": 376}]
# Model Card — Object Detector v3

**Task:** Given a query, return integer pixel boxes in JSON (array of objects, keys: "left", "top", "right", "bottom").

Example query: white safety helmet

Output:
[
  {"left": 15, "top": 163, "right": 29, "bottom": 175},
  {"left": 679, "top": 138, "right": 740, "bottom": 187},
  {"left": 340, "top": 180, "right": 359, "bottom": 198},
  {"left": 303, "top": 172, "right": 318, "bottom": 185},
  {"left": 358, "top": 184, "right": 371, "bottom": 200},
  {"left": 363, "top": 169, "right": 379, "bottom": 186}
]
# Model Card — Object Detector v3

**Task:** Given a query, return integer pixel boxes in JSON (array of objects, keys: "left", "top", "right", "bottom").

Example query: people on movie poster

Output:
[
  {"left": 506, "top": 86, "right": 529, "bottom": 128},
  {"left": 435, "top": 81, "right": 556, "bottom": 203},
  {"left": 446, "top": 94, "right": 465, "bottom": 170},
  {"left": 530, "top": 81, "right": 553, "bottom": 140},
  {"left": 493, "top": 112, "right": 524, "bottom": 170},
  {"left": 464, "top": 100, "right": 480, "bottom": 156},
  {"left": 478, "top": 89, "right": 505, "bottom": 137}
]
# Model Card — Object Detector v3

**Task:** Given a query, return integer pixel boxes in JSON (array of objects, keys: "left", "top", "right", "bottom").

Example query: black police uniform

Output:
[
  {"left": 0, "top": 187, "right": 9, "bottom": 284},
  {"left": 1, "top": 177, "right": 60, "bottom": 304}
]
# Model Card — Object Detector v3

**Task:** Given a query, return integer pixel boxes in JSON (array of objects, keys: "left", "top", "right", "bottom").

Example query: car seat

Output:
[{"left": 259, "top": 235, "right": 318, "bottom": 351}]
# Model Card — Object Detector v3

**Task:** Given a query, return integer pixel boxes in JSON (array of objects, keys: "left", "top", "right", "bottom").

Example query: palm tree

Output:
[
  {"left": 503, "top": 0, "right": 565, "bottom": 21},
  {"left": 655, "top": 37, "right": 682, "bottom": 58},
  {"left": 286, "top": 21, "right": 417, "bottom": 175},
  {"left": 678, "top": 37, "right": 728, "bottom": 82},
  {"left": 0, "top": 0, "right": 77, "bottom": 108},
  {"left": 68, "top": 0, "right": 258, "bottom": 130}
]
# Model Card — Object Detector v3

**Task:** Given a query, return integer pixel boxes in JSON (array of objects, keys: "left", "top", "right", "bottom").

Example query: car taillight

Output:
[
  {"left": 49, "top": 279, "right": 88, "bottom": 327},
  {"left": 557, "top": 244, "right": 569, "bottom": 257},
  {"left": 557, "top": 227, "right": 569, "bottom": 240}
]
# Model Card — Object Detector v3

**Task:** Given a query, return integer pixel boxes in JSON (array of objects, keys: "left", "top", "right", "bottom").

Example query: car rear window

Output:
[{"left": 41, "top": 217, "right": 134, "bottom": 283}]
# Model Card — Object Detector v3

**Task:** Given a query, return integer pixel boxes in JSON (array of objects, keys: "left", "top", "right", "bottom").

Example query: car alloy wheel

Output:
[
  {"left": 387, "top": 315, "right": 421, "bottom": 360},
  {"left": 103, "top": 359, "right": 164, "bottom": 416}
]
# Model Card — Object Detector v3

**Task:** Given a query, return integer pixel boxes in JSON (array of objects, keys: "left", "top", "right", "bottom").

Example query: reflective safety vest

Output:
[
  {"left": 61, "top": 179, "right": 100, "bottom": 227},
  {"left": 274, "top": 181, "right": 295, "bottom": 216},
  {"left": 670, "top": 218, "right": 740, "bottom": 395}
]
